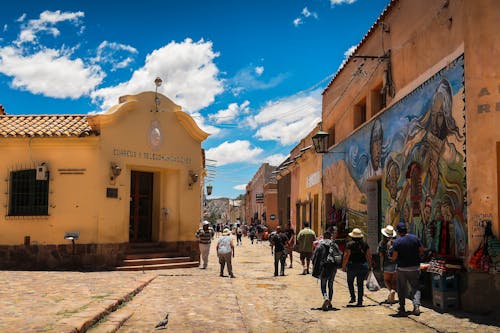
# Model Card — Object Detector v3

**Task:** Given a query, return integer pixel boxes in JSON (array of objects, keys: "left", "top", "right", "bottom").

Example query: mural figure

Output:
[
  {"left": 368, "top": 119, "right": 383, "bottom": 178},
  {"left": 323, "top": 56, "right": 466, "bottom": 259}
]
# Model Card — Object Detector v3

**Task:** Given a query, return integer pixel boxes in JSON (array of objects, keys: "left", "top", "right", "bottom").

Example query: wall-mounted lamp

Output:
[
  {"left": 312, "top": 130, "right": 329, "bottom": 154},
  {"left": 110, "top": 163, "right": 122, "bottom": 181},
  {"left": 206, "top": 185, "right": 213, "bottom": 195},
  {"left": 188, "top": 170, "right": 199, "bottom": 188},
  {"left": 64, "top": 231, "right": 80, "bottom": 254}
]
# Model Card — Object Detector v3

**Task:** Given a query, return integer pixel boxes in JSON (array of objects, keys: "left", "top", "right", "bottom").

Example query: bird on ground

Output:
[{"left": 155, "top": 313, "right": 169, "bottom": 330}]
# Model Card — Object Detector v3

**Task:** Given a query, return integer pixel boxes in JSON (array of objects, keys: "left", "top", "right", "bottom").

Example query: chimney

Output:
[{"left": 0, "top": 104, "right": 5, "bottom": 115}]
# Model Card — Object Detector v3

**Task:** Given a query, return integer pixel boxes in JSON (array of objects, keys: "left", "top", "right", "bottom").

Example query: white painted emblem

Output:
[{"left": 149, "top": 120, "right": 162, "bottom": 150}]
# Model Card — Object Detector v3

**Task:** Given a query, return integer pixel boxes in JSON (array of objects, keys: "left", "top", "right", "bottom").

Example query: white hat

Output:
[
  {"left": 348, "top": 228, "right": 364, "bottom": 238},
  {"left": 381, "top": 225, "right": 396, "bottom": 238},
  {"left": 202, "top": 221, "right": 209, "bottom": 225},
  {"left": 222, "top": 228, "right": 231, "bottom": 236}
]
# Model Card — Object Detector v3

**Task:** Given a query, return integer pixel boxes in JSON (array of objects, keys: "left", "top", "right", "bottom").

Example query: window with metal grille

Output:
[{"left": 9, "top": 169, "right": 49, "bottom": 216}]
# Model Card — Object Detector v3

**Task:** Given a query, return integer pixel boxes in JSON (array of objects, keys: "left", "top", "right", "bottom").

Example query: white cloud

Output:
[
  {"left": 209, "top": 100, "right": 250, "bottom": 124},
  {"left": 16, "top": 14, "right": 26, "bottom": 22},
  {"left": 190, "top": 112, "right": 221, "bottom": 136},
  {"left": 302, "top": 7, "right": 318, "bottom": 19},
  {"left": 93, "top": 41, "right": 138, "bottom": 71},
  {"left": 205, "top": 140, "right": 263, "bottom": 166},
  {"left": 245, "top": 89, "right": 322, "bottom": 145},
  {"left": 0, "top": 46, "right": 104, "bottom": 98},
  {"left": 16, "top": 10, "right": 84, "bottom": 45},
  {"left": 234, "top": 184, "right": 247, "bottom": 191},
  {"left": 294, "top": 7, "right": 318, "bottom": 27},
  {"left": 255, "top": 66, "right": 264, "bottom": 76},
  {"left": 262, "top": 153, "right": 287, "bottom": 166},
  {"left": 330, "top": 0, "right": 357, "bottom": 5},
  {"left": 338, "top": 45, "right": 357, "bottom": 71},
  {"left": 91, "top": 38, "right": 223, "bottom": 112},
  {"left": 230, "top": 65, "right": 286, "bottom": 95}
]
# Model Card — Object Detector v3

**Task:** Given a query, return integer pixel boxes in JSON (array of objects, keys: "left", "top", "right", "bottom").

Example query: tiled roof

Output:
[{"left": 0, "top": 115, "right": 98, "bottom": 138}]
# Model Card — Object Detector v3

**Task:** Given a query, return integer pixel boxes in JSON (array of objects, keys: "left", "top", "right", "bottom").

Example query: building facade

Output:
[
  {"left": 320, "top": 0, "right": 500, "bottom": 312},
  {"left": 0, "top": 92, "right": 208, "bottom": 270},
  {"left": 245, "top": 163, "right": 277, "bottom": 228}
]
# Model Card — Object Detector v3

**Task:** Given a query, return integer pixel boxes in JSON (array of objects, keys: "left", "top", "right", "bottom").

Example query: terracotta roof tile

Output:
[{"left": 0, "top": 115, "right": 98, "bottom": 138}]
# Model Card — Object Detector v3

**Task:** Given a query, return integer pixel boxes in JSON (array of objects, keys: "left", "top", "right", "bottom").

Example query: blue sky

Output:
[{"left": 0, "top": 0, "right": 389, "bottom": 199}]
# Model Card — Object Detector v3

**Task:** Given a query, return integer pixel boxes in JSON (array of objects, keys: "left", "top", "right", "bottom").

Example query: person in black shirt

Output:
[
  {"left": 341, "top": 228, "right": 373, "bottom": 306},
  {"left": 270, "top": 226, "right": 289, "bottom": 276}
]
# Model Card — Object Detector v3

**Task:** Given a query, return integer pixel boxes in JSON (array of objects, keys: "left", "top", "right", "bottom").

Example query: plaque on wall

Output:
[{"left": 106, "top": 188, "right": 118, "bottom": 198}]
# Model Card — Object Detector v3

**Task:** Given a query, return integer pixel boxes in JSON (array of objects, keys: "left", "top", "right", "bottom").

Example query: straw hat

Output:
[
  {"left": 202, "top": 221, "right": 210, "bottom": 225},
  {"left": 381, "top": 225, "right": 396, "bottom": 238},
  {"left": 348, "top": 228, "right": 363, "bottom": 238},
  {"left": 222, "top": 228, "right": 231, "bottom": 236}
]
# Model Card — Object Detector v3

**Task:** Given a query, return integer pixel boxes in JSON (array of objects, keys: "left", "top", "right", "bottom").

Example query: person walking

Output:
[
  {"left": 312, "top": 230, "right": 341, "bottom": 311},
  {"left": 378, "top": 225, "right": 398, "bottom": 304},
  {"left": 270, "top": 226, "right": 289, "bottom": 276},
  {"left": 236, "top": 224, "right": 243, "bottom": 246},
  {"left": 195, "top": 221, "right": 215, "bottom": 269},
  {"left": 285, "top": 222, "right": 296, "bottom": 268},
  {"left": 217, "top": 228, "right": 235, "bottom": 278},
  {"left": 391, "top": 222, "right": 424, "bottom": 316},
  {"left": 341, "top": 228, "right": 373, "bottom": 307},
  {"left": 297, "top": 222, "right": 316, "bottom": 275}
]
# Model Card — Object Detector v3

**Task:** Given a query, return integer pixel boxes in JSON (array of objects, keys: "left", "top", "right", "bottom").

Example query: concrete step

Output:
[
  {"left": 124, "top": 252, "right": 184, "bottom": 260},
  {"left": 115, "top": 261, "right": 199, "bottom": 271}
]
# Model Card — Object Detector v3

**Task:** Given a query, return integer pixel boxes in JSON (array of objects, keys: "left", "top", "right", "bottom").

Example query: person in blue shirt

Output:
[{"left": 391, "top": 222, "right": 425, "bottom": 316}]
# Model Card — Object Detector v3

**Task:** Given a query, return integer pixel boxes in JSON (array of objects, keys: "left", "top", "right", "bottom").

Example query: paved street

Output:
[{"left": 0, "top": 237, "right": 499, "bottom": 333}]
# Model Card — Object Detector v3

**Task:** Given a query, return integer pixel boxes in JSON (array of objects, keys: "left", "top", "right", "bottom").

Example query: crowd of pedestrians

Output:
[{"left": 195, "top": 219, "right": 425, "bottom": 317}]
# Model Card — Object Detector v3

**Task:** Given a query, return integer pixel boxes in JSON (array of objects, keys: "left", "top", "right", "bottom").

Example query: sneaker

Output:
[
  {"left": 389, "top": 290, "right": 396, "bottom": 303},
  {"left": 348, "top": 298, "right": 356, "bottom": 304},
  {"left": 322, "top": 299, "right": 330, "bottom": 311},
  {"left": 301, "top": 269, "right": 307, "bottom": 275},
  {"left": 411, "top": 305, "right": 421, "bottom": 316},
  {"left": 327, "top": 301, "right": 333, "bottom": 310},
  {"left": 230, "top": 274, "right": 236, "bottom": 278}
]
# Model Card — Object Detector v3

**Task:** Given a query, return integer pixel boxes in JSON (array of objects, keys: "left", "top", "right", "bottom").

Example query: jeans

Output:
[
  {"left": 396, "top": 268, "right": 421, "bottom": 310},
  {"left": 320, "top": 270, "right": 337, "bottom": 301},
  {"left": 274, "top": 250, "right": 286, "bottom": 275},
  {"left": 346, "top": 262, "right": 369, "bottom": 304}
]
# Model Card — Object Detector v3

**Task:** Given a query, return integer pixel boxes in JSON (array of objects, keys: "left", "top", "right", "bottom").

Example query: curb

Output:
[{"left": 59, "top": 275, "right": 157, "bottom": 333}]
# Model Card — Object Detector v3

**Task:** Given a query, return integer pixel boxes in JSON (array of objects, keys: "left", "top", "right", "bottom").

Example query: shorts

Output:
[{"left": 300, "top": 252, "right": 312, "bottom": 260}]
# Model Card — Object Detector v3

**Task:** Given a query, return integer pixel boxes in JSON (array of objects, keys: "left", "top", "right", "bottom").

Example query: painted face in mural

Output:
[{"left": 385, "top": 159, "right": 400, "bottom": 200}]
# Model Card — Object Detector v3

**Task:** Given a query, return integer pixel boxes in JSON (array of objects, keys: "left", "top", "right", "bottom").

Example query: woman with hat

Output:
[
  {"left": 378, "top": 225, "right": 397, "bottom": 304},
  {"left": 341, "top": 228, "right": 373, "bottom": 307}
]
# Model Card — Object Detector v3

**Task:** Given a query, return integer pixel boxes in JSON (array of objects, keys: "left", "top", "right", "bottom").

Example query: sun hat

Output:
[
  {"left": 222, "top": 228, "right": 231, "bottom": 236},
  {"left": 381, "top": 225, "right": 397, "bottom": 238},
  {"left": 202, "top": 221, "right": 210, "bottom": 225},
  {"left": 348, "top": 228, "right": 363, "bottom": 238}
]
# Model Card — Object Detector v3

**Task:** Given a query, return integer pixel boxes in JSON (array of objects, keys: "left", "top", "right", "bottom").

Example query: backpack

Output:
[{"left": 325, "top": 242, "right": 343, "bottom": 267}]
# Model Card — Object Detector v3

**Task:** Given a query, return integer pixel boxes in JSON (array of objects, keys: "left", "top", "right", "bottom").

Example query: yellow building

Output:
[{"left": 0, "top": 91, "right": 208, "bottom": 270}]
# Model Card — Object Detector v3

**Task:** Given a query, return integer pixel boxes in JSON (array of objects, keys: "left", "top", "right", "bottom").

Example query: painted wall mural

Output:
[{"left": 323, "top": 55, "right": 466, "bottom": 258}]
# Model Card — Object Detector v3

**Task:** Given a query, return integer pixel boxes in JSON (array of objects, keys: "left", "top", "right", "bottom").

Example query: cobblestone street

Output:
[{"left": 1, "top": 237, "right": 499, "bottom": 333}]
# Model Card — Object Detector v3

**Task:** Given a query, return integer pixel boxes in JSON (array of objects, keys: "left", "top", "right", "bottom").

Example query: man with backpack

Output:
[
  {"left": 312, "top": 229, "right": 343, "bottom": 310},
  {"left": 270, "top": 226, "right": 289, "bottom": 276}
]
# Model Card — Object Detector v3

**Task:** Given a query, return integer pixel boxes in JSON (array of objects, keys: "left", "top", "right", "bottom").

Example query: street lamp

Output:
[
  {"left": 154, "top": 76, "right": 162, "bottom": 112},
  {"left": 206, "top": 185, "right": 213, "bottom": 196},
  {"left": 312, "top": 130, "right": 329, "bottom": 154}
]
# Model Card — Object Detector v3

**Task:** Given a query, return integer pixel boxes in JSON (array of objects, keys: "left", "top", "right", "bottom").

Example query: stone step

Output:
[
  {"left": 121, "top": 257, "right": 192, "bottom": 266},
  {"left": 124, "top": 252, "right": 184, "bottom": 260},
  {"left": 115, "top": 261, "right": 199, "bottom": 271}
]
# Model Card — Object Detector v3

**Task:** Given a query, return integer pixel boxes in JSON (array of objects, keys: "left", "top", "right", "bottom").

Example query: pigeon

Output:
[{"left": 155, "top": 313, "right": 169, "bottom": 330}]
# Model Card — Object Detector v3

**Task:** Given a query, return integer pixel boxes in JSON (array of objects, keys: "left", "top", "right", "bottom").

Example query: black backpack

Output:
[{"left": 325, "top": 242, "right": 343, "bottom": 267}]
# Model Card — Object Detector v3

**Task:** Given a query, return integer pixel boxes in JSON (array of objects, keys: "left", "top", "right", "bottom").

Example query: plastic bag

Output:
[{"left": 366, "top": 271, "right": 380, "bottom": 291}]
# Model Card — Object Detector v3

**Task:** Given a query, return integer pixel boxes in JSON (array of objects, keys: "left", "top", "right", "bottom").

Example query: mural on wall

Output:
[{"left": 323, "top": 55, "right": 466, "bottom": 258}]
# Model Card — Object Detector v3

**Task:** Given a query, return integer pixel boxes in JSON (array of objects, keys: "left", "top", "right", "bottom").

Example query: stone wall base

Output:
[{"left": 0, "top": 240, "right": 200, "bottom": 271}]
